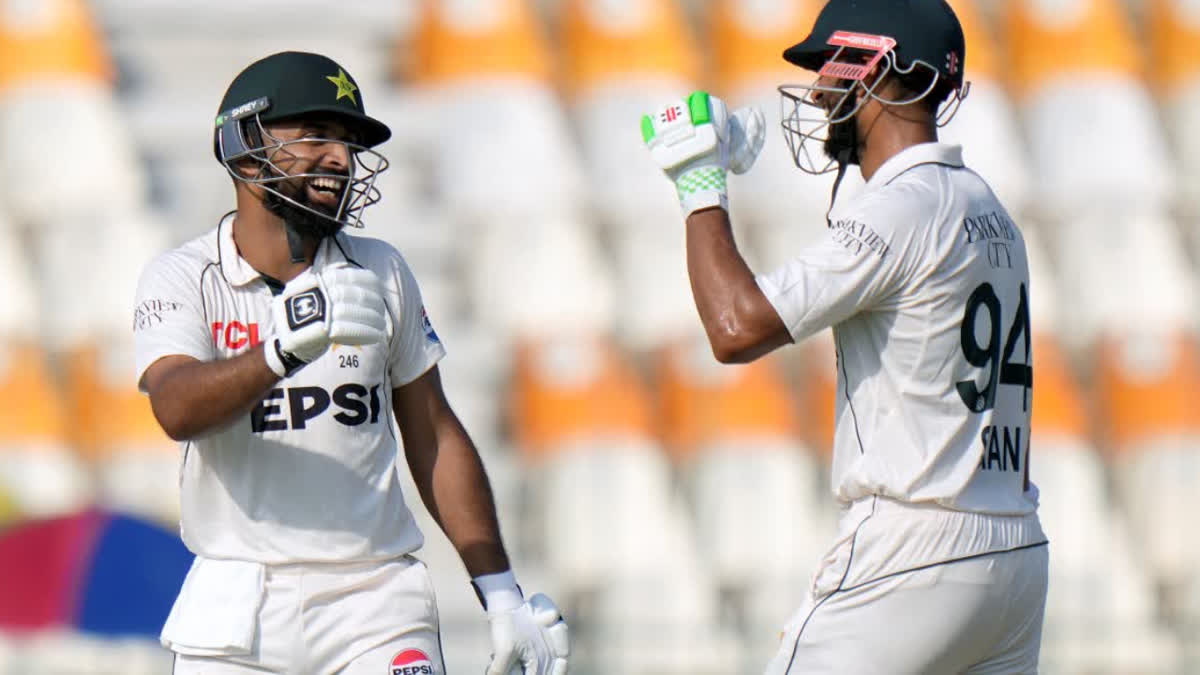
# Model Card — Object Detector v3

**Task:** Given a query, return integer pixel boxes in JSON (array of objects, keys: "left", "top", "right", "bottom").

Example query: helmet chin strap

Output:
[
  {"left": 286, "top": 224, "right": 307, "bottom": 264},
  {"left": 826, "top": 147, "right": 854, "bottom": 228}
]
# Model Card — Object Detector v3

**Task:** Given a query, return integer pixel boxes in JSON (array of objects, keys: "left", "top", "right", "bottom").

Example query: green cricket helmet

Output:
[{"left": 214, "top": 51, "right": 391, "bottom": 231}]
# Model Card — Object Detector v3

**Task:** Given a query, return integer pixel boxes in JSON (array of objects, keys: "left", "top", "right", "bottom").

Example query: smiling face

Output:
[{"left": 234, "top": 115, "right": 364, "bottom": 239}]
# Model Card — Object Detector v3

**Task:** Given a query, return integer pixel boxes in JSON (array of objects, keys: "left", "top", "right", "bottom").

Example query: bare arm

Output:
[
  {"left": 394, "top": 365, "right": 510, "bottom": 577},
  {"left": 686, "top": 207, "right": 792, "bottom": 363},
  {"left": 141, "top": 348, "right": 281, "bottom": 441}
]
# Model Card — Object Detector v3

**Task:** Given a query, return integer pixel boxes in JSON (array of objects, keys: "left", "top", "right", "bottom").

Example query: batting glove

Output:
[
  {"left": 642, "top": 90, "right": 766, "bottom": 216},
  {"left": 265, "top": 263, "right": 387, "bottom": 377},
  {"left": 484, "top": 593, "right": 569, "bottom": 675}
]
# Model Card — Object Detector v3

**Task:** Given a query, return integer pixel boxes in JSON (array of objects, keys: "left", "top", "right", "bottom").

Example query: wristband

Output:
[
  {"left": 471, "top": 570, "right": 524, "bottom": 613},
  {"left": 676, "top": 166, "right": 729, "bottom": 215},
  {"left": 264, "top": 338, "right": 305, "bottom": 378}
]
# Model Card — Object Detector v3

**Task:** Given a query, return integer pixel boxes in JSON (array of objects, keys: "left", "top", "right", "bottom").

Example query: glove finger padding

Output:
[
  {"left": 642, "top": 91, "right": 765, "bottom": 216},
  {"left": 322, "top": 265, "right": 387, "bottom": 346},
  {"left": 728, "top": 106, "right": 766, "bottom": 175}
]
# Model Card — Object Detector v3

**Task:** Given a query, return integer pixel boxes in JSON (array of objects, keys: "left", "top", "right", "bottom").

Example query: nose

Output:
[{"left": 320, "top": 141, "right": 351, "bottom": 174}]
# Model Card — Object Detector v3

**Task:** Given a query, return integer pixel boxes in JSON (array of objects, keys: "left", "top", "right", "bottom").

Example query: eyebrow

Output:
[{"left": 300, "top": 121, "right": 359, "bottom": 144}]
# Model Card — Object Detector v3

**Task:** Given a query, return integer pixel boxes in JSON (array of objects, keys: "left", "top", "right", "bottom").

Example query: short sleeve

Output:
[
  {"left": 755, "top": 190, "right": 922, "bottom": 342},
  {"left": 133, "top": 252, "right": 215, "bottom": 390},
  {"left": 387, "top": 254, "right": 446, "bottom": 388}
]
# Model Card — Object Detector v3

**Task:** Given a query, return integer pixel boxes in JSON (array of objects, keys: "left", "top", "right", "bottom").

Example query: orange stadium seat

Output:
[
  {"left": 705, "top": 0, "right": 861, "bottom": 270},
  {"left": 560, "top": 0, "right": 700, "bottom": 96},
  {"left": 938, "top": 0, "right": 1032, "bottom": 213},
  {"left": 64, "top": 345, "right": 178, "bottom": 524},
  {"left": 511, "top": 335, "right": 733, "bottom": 668},
  {"left": 0, "top": 0, "right": 144, "bottom": 221},
  {"left": 0, "top": 210, "right": 91, "bottom": 518},
  {"left": 1096, "top": 332, "right": 1200, "bottom": 589},
  {"left": 1002, "top": 0, "right": 1175, "bottom": 215},
  {"left": 403, "top": 0, "right": 584, "bottom": 221},
  {"left": 656, "top": 341, "right": 801, "bottom": 459},
  {"left": 0, "top": 342, "right": 91, "bottom": 518},
  {"left": 511, "top": 337, "right": 654, "bottom": 459},
  {"left": 1032, "top": 334, "right": 1188, "bottom": 672},
  {"left": 559, "top": 0, "right": 703, "bottom": 350},
  {"left": 407, "top": 0, "right": 553, "bottom": 86},
  {"left": 1148, "top": 0, "right": 1200, "bottom": 216},
  {"left": 656, "top": 337, "right": 830, "bottom": 658},
  {"left": 402, "top": 0, "right": 593, "bottom": 333}
]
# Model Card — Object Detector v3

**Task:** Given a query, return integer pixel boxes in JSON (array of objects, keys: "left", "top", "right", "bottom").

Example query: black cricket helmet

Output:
[
  {"left": 214, "top": 51, "right": 391, "bottom": 229},
  {"left": 778, "top": 0, "right": 969, "bottom": 174}
]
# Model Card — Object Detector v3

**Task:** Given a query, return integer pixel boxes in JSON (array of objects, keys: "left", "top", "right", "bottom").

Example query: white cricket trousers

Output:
[
  {"left": 764, "top": 542, "right": 1048, "bottom": 674},
  {"left": 170, "top": 555, "right": 445, "bottom": 674}
]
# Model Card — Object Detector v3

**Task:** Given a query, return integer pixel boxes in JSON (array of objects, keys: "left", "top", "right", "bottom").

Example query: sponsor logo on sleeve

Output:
[
  {"left": 133, "top": 299, "right": 183, "bottom": 331},
  {"left": 420, "top": 307, "right": 440, "bottom": 345}
]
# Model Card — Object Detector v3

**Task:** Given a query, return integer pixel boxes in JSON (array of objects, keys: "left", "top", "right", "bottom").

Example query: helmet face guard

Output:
[
  {"left": 215, "top": 96, "right": 389, "bottom": 230},
  {"left": 779, "top": 30, "right": 969, "bottom": 175}
]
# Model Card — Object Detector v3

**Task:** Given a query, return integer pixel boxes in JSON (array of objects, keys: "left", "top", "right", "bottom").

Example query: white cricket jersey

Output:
[
  {"left": 132, "top": 215, "right": 445, "bottom": 564},
  {"left": 758, "top": 143, "right": 1040, "bottom": 516}
]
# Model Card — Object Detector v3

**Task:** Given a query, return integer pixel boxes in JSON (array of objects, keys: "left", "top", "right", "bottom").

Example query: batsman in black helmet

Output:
[
  {"left": 642, "top": 1, "right": 1047, "bottom": 672},
  {"left": 134, "top": 51, "right": 569, "bottom": 674}
]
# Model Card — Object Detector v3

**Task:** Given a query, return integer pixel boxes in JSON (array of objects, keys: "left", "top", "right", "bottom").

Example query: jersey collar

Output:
[
  {"left": 217, "top": 213, "right": 348, "bottom": 287},
  {"left": 866, "top": 142, "right": 965, "bottom": 189}
]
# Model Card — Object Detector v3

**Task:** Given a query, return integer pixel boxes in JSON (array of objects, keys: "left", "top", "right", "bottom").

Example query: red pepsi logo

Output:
[{"left": 390, "top": 648, "right": 434, "bottom": 675}]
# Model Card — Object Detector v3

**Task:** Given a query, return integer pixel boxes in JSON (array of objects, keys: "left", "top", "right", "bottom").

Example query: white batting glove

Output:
[
  {"left": 642, "top": 90, "right": 766, "bottom": 216},
  {"left": 485, "top": 594, "right": 570, "bottom": 675},
  {"left": 264, "top": 263, "right": 387, "bottom": 377}
]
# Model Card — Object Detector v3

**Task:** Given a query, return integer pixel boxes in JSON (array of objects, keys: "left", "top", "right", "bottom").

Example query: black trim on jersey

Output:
[
  {"left": 180, "top": 440, "right": 192, "bottom": 485},
  {"left": 198, "top": 262, "right": 218, "bottom": 345},
  {"left": 331, "top": 234, "right": 365, "bottom": 269},
  {"left": 784, "top": 496, "right": 876, "bottom": 672},
  {"left": 881, "top": 160, "right": 960, "bottom": 187},
  {"left": 839, "top": 539, "right": 1049, "bottom": 594},
  {"left": 260, "top": 274, "right": 285, "bottom": 296},
  {"left": 781, "top": 524, "right": 1046, "bottom": 671},
  {"left": 214, "top": 211, "right": 235, "bottom": 286},
  {"left": 836, "top": 337, "right": 867, "bottom": 456}
]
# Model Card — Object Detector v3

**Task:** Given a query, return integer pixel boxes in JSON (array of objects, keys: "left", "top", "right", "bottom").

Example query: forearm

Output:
[
  {"left": 407, "top": 414, "right": 511, "bottom": 578},
  {"left": 148, "top": 347, "right": 281, "bottom": 440},
  {"left": 686, "top": 207, "right": 790, "bottom": 362}
]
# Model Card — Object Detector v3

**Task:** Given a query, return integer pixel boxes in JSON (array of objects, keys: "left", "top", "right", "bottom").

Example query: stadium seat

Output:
[
  {"left": 405, "top": 0, "right": 585, "bottom": 224},
  {"left": 0, "top": 217, "right": 89, "bottom": 520},
  {"left": 0, "top": 0, "right": 144, "bottom": 222},
  {"left": 705, "top": 0, "right": 849, "bottom": 268},
  {"left": 64, "top": 344, "right": 178, "bottom": 524},
  {"left": 0, "top": 341, "right": 91, "bottom": 518},
  {"left": 1097, "top": 331, "right": 1200, "bottom": 591},
  {"left": 1148, "top": 0, "right": 1200, "bottom": 217},
  {"left": 509, "top": 335, "right": 732, "bottom": 668},
  {"left": 560, "top": 0, "right": 703, "bottom": 349},
  {"left": 1028, "top": 324, "right": 1184, "bottom": 672},
  {"left": 1054, "top": 208, "right": 1196, "bottom": 351},
  {"left": 33, "top": 207, "right": 174, "bottom": 523},
  {"left": 403, "top": 0, "right": 605, "bottom": 340},
  {"left": 939, "top": 0, "right": 1032, "bottom": 213},
  {"left": 792, "top": 333, "right": 838, "bottom": 463},
  {"left": 511, "top": 337, "right": 655, "bottom": 466},
  {"left": 655, "top": 337, "right": 828, "bottom": 578},
  {"left": 1003, "top": 0, "right": 1175, "bottom": 216},
  {"left": 465, "top": 212, "right": 616, "bottom": 341}
]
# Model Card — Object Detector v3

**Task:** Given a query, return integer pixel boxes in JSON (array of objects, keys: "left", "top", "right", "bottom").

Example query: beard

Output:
[
  {"left": 262, "top": 170, "right": 349, "bottom": 240},
  {"left": 822, "top": 87, "right": 862, "bottom": 166}
]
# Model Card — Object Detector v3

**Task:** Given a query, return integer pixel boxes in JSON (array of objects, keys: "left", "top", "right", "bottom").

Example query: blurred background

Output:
[{"left": 0, "top": 0, "right": 1196, "bottom": 673}]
